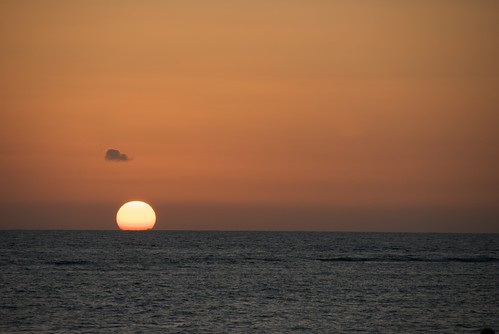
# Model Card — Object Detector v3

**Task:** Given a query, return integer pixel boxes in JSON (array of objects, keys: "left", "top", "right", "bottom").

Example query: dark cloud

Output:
[{"left": 105, "top": 148, "right": 131, "bottom": 162}]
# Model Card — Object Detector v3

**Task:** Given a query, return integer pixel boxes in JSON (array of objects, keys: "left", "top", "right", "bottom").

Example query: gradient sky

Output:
[{"left": 1, "top": 1, "right": 498, "bottom": 231}]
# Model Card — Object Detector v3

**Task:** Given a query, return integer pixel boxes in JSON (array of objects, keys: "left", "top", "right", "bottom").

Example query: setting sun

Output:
[{"left": 116, "top": 201, "right": 156, "bottom": 230}]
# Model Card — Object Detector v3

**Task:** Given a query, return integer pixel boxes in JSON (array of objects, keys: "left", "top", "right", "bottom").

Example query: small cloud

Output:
[{"left": 105, "top": 148, "right": 131, "bottom": 162}]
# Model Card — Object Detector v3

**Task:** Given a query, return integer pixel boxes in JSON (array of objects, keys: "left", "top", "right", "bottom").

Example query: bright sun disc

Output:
[{"left": 116, "top": 201, "right": 156, "bottom": 230}]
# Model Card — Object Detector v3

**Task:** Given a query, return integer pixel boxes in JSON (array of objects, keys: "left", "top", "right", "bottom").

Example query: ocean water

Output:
[{"left": 1, "top": 231, "right": 498, "bottom": 333}]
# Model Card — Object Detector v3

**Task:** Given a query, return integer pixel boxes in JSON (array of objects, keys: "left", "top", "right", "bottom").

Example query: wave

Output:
[
  {"left": 48, "top": 260, "right": 93, "bottom": 266},
  {"left": 316, "top": 256, "right": 499, "bottom": 263},
  {"left": 242, "top": 257, "right": 282, "bottom": 262}
]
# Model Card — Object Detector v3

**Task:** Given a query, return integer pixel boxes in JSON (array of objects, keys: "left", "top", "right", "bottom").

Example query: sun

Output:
[{"left": 116, "top": 201, "right": 156, "bottom": 230}]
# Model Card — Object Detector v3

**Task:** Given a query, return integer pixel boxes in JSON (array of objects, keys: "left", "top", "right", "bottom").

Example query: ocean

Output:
[{"left": 1, "top": 231, "right": 498, "bottom": 333}]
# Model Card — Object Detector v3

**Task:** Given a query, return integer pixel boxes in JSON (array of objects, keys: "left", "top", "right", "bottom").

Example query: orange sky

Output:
[{"left": 1, "top": 1, "right": 498, "bottom": 231}]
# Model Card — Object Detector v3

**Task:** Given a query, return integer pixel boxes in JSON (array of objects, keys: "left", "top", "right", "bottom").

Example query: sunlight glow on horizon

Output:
[{"left": 116, "top": 201, "right": 156, "bottom": 230}]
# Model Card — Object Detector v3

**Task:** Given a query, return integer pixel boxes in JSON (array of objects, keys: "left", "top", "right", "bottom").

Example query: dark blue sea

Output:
[{"left": 1, "top": 231, "right": 498, "bottom": 333}]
